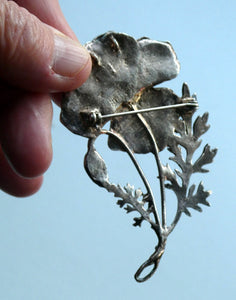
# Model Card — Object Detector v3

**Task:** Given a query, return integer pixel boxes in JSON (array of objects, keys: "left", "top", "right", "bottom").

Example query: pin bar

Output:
[{"left": 100, "top": 102, "right": 198, "bottom": 120}]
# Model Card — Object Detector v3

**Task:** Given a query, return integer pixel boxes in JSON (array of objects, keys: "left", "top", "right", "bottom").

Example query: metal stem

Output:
[
  {"left": 133, "top": 105, "right": 167, "bottom": 230},
  {"left": 101, "top": 129, "right": 162, "bottom": 232}
]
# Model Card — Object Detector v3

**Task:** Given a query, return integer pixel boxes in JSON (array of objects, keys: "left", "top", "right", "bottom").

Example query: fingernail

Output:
[{"left": 52, "top": 32, "right": 90, "bottom": 77}]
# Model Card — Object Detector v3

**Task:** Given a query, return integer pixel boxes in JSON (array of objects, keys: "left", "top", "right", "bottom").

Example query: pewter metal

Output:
[{"left": 60, "top": 32, "right": 217, "bottom": 282}]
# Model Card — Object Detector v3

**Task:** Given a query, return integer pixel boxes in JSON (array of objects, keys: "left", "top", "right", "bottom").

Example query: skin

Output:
[{"left": 0, "top": 0, "right": 92, "bottom": 196}]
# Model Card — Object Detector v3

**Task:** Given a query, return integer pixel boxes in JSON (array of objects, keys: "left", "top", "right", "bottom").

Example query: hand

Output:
[{"left": 0, "top": 0, "right": 92, "bottom": 197}]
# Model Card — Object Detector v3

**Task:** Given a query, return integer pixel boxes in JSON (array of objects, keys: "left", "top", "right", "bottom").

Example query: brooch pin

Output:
[{"left": 60, "top": 32, "right": 217, "bottom": 282}]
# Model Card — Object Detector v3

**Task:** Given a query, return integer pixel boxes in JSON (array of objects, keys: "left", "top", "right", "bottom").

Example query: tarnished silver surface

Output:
[{"left": 60, "top": 32, "right": 217, "bottom": 282}]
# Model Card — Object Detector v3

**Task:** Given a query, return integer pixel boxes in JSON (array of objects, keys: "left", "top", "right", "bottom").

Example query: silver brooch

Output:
[{"left": 60, "top": 32, "right": 217, "bottom": 282}]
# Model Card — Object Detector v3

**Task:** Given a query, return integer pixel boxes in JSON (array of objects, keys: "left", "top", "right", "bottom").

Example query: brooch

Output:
[{"left": 60, "top": 32, "right": 217, "bottom": 282}]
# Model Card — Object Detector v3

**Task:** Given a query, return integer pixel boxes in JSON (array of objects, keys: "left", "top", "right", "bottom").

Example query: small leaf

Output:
[
  {"left": 117, "top": 199, "right": 125, "bottom": 208},
  {"left": 175, "top": 169, "right": 184, "bottom": 181},
  {"left": 183, "top": 207, "right": 191, "bottom": 217},
  {"left": 169, "top": 149, "right": 185, "bottom": 171},
  {"left": 135, "top": 189, "right": 143, "bottom": 199},
  {"left": 147, "top": 205, "right": 155, "bottom": 214},
  {"left": 143, "top": 193, "right": 152, "bottom": 203},
  {"left": 181, "top": 182, "right": 211, "bottom": 215},
  {"left": 133, "top": 217, "right": 144, "bottom": 227},
  {"left": 84, "top": 142, "right": 109, "bottom": 187},
  {"left": 162, "top": 163, "right": 177, "bottom": 183},
  {"left": 188, "top": 184, "right": 196, "bottom": 198},
  {"left": 182, "top": 82, "right": 190, "bottom": 98},
  {"left": 193, "top": 144, "right": 218, "bottom": 173},
  {"left": 195, "top": 182, "right": 211, "bottom": 206},
  {"left": 174, "top": 120, "right": 186, "bottom": 137},
  {"left": 124, "top": 184, "right": 135, "bottom": 195},
  {"left": 125, "top": 205, "right": 135, "bottom": 213},
  {"left": 193, "top": 205, "right": 203, "bottom": 212},
  {"left": 193, "top": 113, "right": 210, "bottom": 139}
]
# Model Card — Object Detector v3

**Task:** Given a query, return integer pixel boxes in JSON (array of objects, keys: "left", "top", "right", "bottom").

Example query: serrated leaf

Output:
[
  {"left": 182, "top": 182, "right": 211, "bottom": 215},
  {"left": 193, "top": 145, "right": 218, "bottom": 173},
  {"left": 124, "top": 184, "right": 135, "bottom": 195},
  {"left": 195, "top": 182, "right": 211, "bottom": 206}
]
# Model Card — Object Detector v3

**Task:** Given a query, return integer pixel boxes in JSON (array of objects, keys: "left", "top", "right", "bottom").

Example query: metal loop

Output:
[{"left": 134, "top": 259, "right": 158, "bottom": 282}]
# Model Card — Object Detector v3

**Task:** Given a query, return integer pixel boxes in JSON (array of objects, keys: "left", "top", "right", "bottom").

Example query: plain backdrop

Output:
[{"left": 0, "top": 0, "right": 235, "bottom": 299}]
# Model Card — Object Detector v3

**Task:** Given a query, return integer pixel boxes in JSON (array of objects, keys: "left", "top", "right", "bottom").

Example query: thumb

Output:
[{"left": 0, "top": 1, "right": 91, "bottom": 93}]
